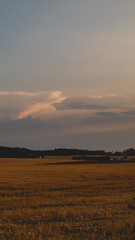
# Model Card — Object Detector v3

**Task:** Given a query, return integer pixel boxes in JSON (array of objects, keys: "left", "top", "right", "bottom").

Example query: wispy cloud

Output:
[
  {"left": 0, "top": 91, "right": 38, "bottom": 96},
  {"left": 89, "top": 94, "right": 118, "bottom": 99},
  {"left": 0, "top": 91, "right": 66, "bottom": 120},
  {"left": 18, "top": 91, "right": 66, "bottom": 119}
]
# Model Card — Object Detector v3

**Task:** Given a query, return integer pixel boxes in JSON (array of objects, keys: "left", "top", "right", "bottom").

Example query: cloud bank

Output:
[{"left": 1, "top": 91, "right": 135, "bottom": 150}]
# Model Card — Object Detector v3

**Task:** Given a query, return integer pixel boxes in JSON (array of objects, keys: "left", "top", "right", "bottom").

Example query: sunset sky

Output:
[{"left": 1, "top": 1, "right": 135, "bottom": 150}]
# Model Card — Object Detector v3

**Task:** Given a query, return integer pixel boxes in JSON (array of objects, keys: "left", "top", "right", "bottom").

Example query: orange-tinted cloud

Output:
[{"left": 0, "top": 91, "right": 66, "bottom": 120}]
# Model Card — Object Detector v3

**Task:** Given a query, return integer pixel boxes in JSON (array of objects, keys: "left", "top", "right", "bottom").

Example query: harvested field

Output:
[{"left": 0, "top": 157, "right": 135, "bottom": 240}]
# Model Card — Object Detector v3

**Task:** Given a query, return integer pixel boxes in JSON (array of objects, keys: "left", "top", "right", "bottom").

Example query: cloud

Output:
[
  {"left": 17, "top": 91, "right": 66, "bottom": 119},
  {"left": 1, "top": 91, "right": 135, "bottom": 124},
  {"left": 0, "top": 91, "right": 66, "bottom": 120},
  {"left": 1, "top": 94, "right": 135, "bottom": 150},
  {"left": 54, "top": 94, "right": 130, "bottom": 112},
  {"left": 1, "top": 91, "right": 135, "bottom": 147},
  {"left": 54, "top": 98, "right": 107, "bottom": 111},
  {"left": 82, "top": 111, "right": 135, "bottom": 125},
  {"left": 89, "top": 94, "right": 118, "bottom": 99},
  {"left": 0, "top": 91, "right": 39, "bottom": 96},
  {"left": 54, "top": 95, "right": 120, "bottom": 111},
  {"left": 1, "top": 91, "right": 124, "bottom": 122}
]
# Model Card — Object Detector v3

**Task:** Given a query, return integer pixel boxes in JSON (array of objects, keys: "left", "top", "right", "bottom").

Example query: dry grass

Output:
[{"left": 0, "top": 157, "right": 135, "bottom": 240}]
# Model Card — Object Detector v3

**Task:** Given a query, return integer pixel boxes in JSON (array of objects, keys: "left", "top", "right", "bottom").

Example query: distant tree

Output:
[{"left": 123, "top": 148, "right": 135, "bottom": 156}]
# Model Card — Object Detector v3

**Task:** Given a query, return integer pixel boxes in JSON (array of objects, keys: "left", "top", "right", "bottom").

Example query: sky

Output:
[{"left": 1, "top": 0, "right": 135, "bottom": 151}]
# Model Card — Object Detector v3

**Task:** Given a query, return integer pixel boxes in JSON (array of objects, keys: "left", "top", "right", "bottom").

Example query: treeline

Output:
[
  {"left": 0, "top": 146, "right": 35, "bottom": 158},
  {"left": 0, "top": 146, "right": 108, "bottom": 158},
  {"left": 0, "top": 146, "right": 135, "bottom": 158}
]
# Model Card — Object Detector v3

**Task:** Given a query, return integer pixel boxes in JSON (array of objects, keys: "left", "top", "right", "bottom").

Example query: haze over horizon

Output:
[{"left": 1, "top": 1, "right": 135, "bottom": 151}]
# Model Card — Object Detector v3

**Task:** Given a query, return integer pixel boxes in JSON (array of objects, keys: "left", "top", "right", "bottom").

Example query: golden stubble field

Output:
[{"left": 0, "top": 157, "right": 135, "bottom": 240}]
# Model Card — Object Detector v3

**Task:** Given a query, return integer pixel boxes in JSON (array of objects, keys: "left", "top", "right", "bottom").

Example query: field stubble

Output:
[{"left": 0, "top": 157, "right": 135, "bottom": 240}]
